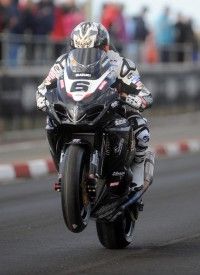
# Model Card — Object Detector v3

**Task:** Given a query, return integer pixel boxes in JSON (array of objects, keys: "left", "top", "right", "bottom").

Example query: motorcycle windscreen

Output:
[{"left": 66, "top": 48, "right": 111, "bottom": 80}]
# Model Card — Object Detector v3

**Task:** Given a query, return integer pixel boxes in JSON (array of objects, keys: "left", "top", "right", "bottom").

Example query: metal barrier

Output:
[
  {"left": 0, "top": 62, "right": 199, "bottom": 115},
  {"left": 0, "top": 33, "right": 199, "bottom": 66},
  {"left": 0, "top": 33, "right": 199, "bottom": 130},
  {"left": 0, "top": 33, "right": 67, "bottom": 67}
]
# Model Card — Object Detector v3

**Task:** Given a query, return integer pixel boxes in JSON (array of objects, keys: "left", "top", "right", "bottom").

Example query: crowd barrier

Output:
[
  {"left": 0, "top": 33, "right": 198, "bottom": 66},
  {"left": 0, "top": 63, "right": 199, "bottom": 120}
]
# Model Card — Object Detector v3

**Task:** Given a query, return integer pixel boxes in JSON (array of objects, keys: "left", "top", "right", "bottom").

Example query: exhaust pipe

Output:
[{"left": 120, "top": 151, "right": 155, "bottom": 211}]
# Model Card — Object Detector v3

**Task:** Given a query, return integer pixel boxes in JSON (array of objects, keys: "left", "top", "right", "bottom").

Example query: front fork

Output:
[
  {"left": 86, "top": 133, "right": 107, "bottom": 202},
  {"left": 54, "top": 149, "right": 67, "bottom": 192}
]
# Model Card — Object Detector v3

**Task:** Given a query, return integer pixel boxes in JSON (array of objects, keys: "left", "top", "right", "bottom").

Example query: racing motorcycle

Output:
[{"left": 45, "top": 48, "right": 155, "bottom": 249}]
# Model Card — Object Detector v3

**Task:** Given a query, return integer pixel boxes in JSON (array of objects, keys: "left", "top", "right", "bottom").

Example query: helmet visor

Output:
[{"left": 66, "top": 48, "right": 111, "bottom": 80}]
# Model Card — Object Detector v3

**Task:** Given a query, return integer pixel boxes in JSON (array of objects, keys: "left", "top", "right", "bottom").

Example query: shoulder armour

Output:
[
  {"left": 120, "top": 58, "right": 136, "bottom": 78},
  {"left": 56, "top": 53, "right": 67, "bottom": 63},
  {"left": 55, "top": 53, "right": 68, "bottom": 69}
]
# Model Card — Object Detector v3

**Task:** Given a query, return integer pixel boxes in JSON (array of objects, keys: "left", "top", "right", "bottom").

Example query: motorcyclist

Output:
[{"left": 36, "top": 22, "right": 153, "bottom": 192}]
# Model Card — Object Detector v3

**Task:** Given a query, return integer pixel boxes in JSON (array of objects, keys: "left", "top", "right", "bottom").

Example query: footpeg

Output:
[
  {"left": 137, "top": 200, "right": 144, "bottom": 211},
  {"left": 87, "top": 178, "right": 96, "bottom": 202},
  {"left": 54, "top": 182, "right": 61, "bottom": 192}
]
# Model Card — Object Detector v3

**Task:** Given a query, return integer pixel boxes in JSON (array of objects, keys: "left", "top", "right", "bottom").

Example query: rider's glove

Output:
[
  {"left": 125, "top": 95, "right": 143, "bottom": 110},
  {"left": 36, "top": 96, "right": 49, "bottom": 111},
  {"left": 36, "top": 84, "right": 48, "bottom": 112}
]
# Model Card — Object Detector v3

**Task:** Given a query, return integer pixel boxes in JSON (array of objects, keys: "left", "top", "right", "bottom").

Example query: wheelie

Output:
[{"left": 36, "top": 22, "right": 155, "bottom": 249}]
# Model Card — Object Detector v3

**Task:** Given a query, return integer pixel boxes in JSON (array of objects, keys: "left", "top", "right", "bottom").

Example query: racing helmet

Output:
[{"left": 70, "top": 22, "right": 110, "bottom": 49}]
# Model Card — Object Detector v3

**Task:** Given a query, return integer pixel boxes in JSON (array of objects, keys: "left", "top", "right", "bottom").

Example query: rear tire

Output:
[
  {"left": 96, "top": 212, "right": 135, "bottom": 249},
  {"left": 61, "top": 145, "right": 90, "bottom": 233}
]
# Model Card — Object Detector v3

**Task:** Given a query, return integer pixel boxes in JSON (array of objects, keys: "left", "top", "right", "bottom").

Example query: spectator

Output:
[
  {"left": 2, "top": 0, "right": 24, "bottom": 66},
  {"left": 132, "top": 6, "right": 149, "bottom": 42},
  {"left": 62, "top": 2, "right": 84, "bottom": 38},
  {"left": 0, "top": 0, "right": 10, "bottom": 60},
  {"left": 185, "top": 18, "right": 199, "bottom": 61},
  {"left": 33, "top": 0, "right": 54, "bottom": 63},
  {"left": 143, "top": 31, "right": 158, "bottom": 64},
  {"left": 0, "top": 0, "right": 20, "bottom": 62},
  {"left": 155, "top": 7, "right": 174, "bottom": 62},
  {"left": 1, "top": 1, "right": 199, "bottom": 66},
  {"left": 50, "top": 2, "right": 65, "bottom": 57},
  {"left": 0, "top": 0, "right": 12, "bottom": 32},
  {"left": 124, "top": 15, "right": 136, "bottom": 60},
  {"left": 174, "top": 15, "right": 198, "bottom": 62},
  {"left": 51, "top": 0, "right": 84, "bottom": 58},
  {"left": 15, "top": 0, "right": 38, "bottom": 64},
  {"left": 101, "top": 3, "right": 127, "bottom": 53},
  {"left": 131, "top": 6, "right": 149, "bottom": 63},
  {"left": 174, "top": 13, "right": 188, "bottom": 62},
  {"left": 33, "top": 0, "right": 54, "bottom": 36}
]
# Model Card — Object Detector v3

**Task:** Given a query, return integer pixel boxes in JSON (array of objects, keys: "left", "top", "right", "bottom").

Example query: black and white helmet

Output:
[{"left": 70, "top": 22, "right": 110, "bottom": 49}]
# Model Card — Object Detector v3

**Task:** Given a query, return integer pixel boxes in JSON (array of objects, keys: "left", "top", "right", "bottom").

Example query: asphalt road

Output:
[{"left": 1, "top": 153, "right": 200, "bottom": 275}]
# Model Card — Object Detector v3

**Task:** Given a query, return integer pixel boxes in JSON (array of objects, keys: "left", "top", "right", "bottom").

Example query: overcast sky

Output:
[{"left": 78, "top": 0, "right": 200, "bottom": 30}]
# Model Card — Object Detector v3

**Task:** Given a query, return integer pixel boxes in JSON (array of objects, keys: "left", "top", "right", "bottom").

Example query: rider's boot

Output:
[
  {"left": 129, "top": 157, "right": 145, "bottom": 211},
  {"left": 46, "top": 129, "right": 60, "bottom": 171},
  {"left": 130, "top": 159, "right": 144, "bottom": 192},
  {"left": 46, "top": 126, "right": 61, "bottom": 191}
]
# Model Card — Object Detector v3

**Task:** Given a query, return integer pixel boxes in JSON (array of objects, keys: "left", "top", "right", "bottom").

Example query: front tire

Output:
[
  {"left": 96, "top": 212, "right": 135, "bottom": 249},
  {"left": 61, "top": 145, "right": 90, "bottom": 233}
]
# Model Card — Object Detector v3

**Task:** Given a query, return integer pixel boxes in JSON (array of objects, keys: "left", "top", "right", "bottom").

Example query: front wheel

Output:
[
  {"left": 96, "top": 212, "right": 135, "bottom": 249},
  {"left": 61, "top": 145, "right": 90, "bottom": 233}
]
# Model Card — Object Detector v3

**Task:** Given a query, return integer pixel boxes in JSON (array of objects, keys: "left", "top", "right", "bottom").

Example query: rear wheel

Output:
[
  {"left": 96, "top": 212, "right": 135, "bottom": 249},
  {"left": 61, "top": 145, "right": 90, "bottom": 233}
]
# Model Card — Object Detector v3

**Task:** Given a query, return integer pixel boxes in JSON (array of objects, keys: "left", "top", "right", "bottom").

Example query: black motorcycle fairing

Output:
[
  {"left": 46, "top": 85, "right": 115, "bottom": 127},
  {"left": 47, "top": 83, "right": 118, "bottom": 126},
  {"left": 45, "top": 47, "right": 119, "bottom": 126}
]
